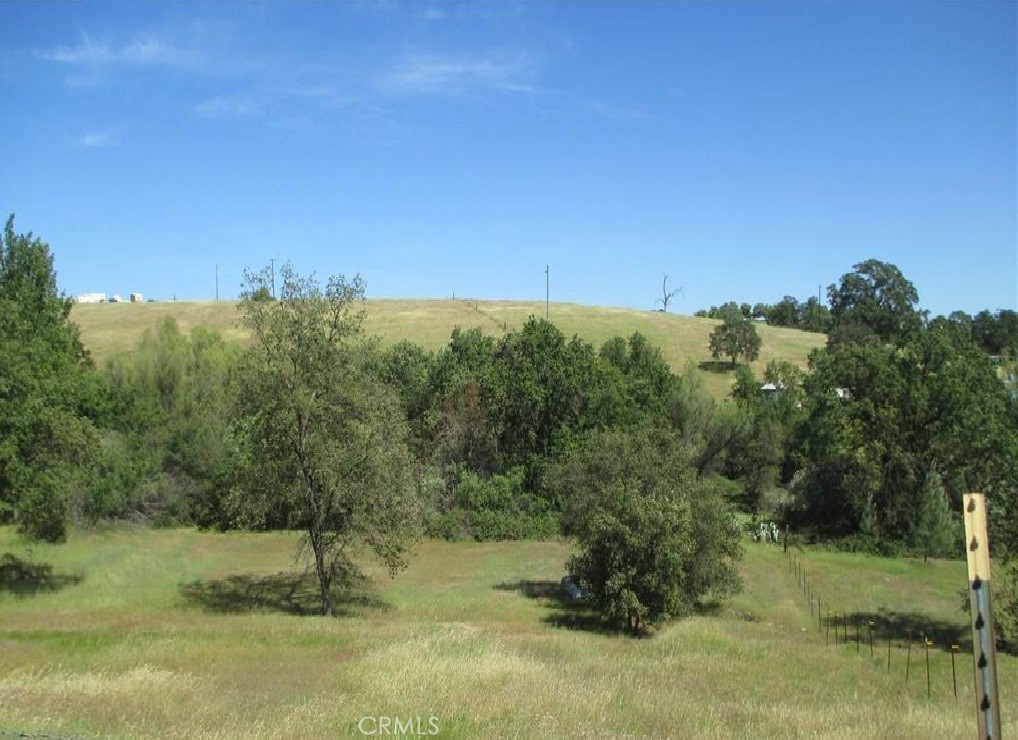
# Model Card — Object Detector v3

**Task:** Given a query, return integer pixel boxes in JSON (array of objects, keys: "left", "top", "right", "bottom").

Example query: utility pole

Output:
[
  {"left": 545, "top": 264, "right": 549, "bottom": 320},
  {"left": 270, "top": 259, "right": 276, "bottom": 299},
  {"left": 215, "top": 264, "right": 219, "bottom": 302}
]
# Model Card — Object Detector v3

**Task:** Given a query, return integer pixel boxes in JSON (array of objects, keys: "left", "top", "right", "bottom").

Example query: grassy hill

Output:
[
  {"left": 71, "top": 300, "right": 825, "bottom": 397},
  {"left": 0, "top": 527, "right": 1011, "bottom": 738}
]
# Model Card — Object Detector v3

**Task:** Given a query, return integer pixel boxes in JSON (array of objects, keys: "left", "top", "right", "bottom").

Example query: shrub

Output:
[
  {"left": 425, "top": 468, "right": 560, "bottom": 541},
  {"left": 555, "top": 426, "right": 743, "bottom": 633},
  {"left": 992, "top": 559, "right": 1018, "bottom": 653}
]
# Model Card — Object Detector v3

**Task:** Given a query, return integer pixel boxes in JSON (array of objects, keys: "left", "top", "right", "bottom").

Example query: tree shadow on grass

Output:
[
  {"left": 0, "top": 553, "right": 83, "bottom": 597},
  {"left": 494, "top": 579, "right": 649, "bottom": 638},
  {"left": 842, "top": 608, "right": 970, "bottom": 652},
  {"left": 698, "top": 360, "right": 736, "bottom": 374},
  {"left": 179, "top": 569, "right": 389, "bottom": 617}
]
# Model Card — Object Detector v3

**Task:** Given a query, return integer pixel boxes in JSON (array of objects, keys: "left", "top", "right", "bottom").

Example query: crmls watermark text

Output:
[{"left": 357, "top": 716, "right": 440, "bottom": 736}]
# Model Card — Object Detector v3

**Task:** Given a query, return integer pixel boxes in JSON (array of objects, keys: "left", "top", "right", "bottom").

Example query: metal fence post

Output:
[{"left": 963, "top": 493, "right": 1002, "bottom": 739}]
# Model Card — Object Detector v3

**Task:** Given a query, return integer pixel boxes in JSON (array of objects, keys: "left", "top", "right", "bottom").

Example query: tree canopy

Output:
[
  {"left": 554, "top": 426, "right": 742, "bottom": 633},
  {"left": 708, "top": 310, "right": 762, "bottom": 368},
  {"left": 233, "top": 264, "right": 421, "bottom": 616},
  {"left": 827, "top": 259, "right": 921, "bottom": 345},
  {"left": 789, "top": 322, "right": 1015, "bottom": 546},
  {"left": 0, "top": 216, "right": 100, "bottom": 541}
]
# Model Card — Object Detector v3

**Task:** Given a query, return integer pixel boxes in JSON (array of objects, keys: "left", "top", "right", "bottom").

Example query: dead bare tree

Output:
[{"left": 656, "top": 274, "right": 683, "bottom": 312}]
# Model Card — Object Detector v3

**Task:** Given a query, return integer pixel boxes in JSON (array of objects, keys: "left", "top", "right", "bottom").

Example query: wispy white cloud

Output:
[
  {"left": 41, "top": 26, "right": 549, "bottom": 132},
  {"left": 79, "top": 131, "right": 116, "bottom": 148},
  {"left": 195, "top": 84, "right": 357, "bottom": 122},
  {"left": 39, "top": 33, "right": 204, "bottom": 71},
  {"left": 119, "top": 36, "right": 200, "bottom": 67},
  {"left": 194, "top": 93, "right": 260, "bottom": 118},
  {"left": 195, "top": 49, "right": 538, "bottom": 124},
  {"left": 421, "top": 8, "right": 448, "bottom": 21},
  {"left": 40, "top": 34, "right": 113, "bottom": 65},
  {"left": 590, "top": 100, "right": 648, "bottom": 121},
  {"left": 380, "top": 53, "right": 537, "bottom": 96}
]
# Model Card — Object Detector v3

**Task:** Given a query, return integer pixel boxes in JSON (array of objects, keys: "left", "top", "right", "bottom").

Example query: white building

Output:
[{"left": 75, "top": 292, "right": 107, "bottom": 303}]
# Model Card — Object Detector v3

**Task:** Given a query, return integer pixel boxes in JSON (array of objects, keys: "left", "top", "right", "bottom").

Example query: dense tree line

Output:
[
  {"left": 694, "top": 261, "right": 1018, "bottom": 565},
  {"left": 4, "top": 215, "right": 1017, "bottom": 637},
  {"left": 934, "top": 309, "right": 1018, "bottom": 357},
  {"left": 696, "top": 297, "right": 832, "bottom": 333},
  {"left": 700, "top": 261, "right": 1016, "bottom": 360},
  {"left": 1, "top": 218, "right": 750, "bottom": 629}
]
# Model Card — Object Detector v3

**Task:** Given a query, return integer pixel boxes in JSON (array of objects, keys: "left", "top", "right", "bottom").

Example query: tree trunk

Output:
[{"left": 310, "top": 531, "right": 333, "bottom": 616}]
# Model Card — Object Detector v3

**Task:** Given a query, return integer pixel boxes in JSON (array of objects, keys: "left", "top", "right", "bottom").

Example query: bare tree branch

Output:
[{"left": 656, "top": 274, "right": 683, "bottom": 313}]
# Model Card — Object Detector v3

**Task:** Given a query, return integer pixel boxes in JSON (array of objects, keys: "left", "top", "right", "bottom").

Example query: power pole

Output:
[
  {"left": 270, "top": 259, "right": 276, "bottom": 299},
  {"left": 215, "top": 264, "right": 219, "bottom": 302},
  {"left": 545, "top": 264, "right": 549, "bottom": 320}
]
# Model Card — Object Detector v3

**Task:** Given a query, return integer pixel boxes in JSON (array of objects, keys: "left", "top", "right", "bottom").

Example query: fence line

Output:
[{"left": 782, "top": 545, "right": 967, "bottom": 702}]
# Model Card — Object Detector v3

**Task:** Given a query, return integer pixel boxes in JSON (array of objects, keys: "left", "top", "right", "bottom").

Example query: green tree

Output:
[
  {"left": 441, "top": 467, "right": 558, "bottom": 541},
  {"left": 103, "top": 319, "right": 242, "bottom": 527},
  {"left": 248, "top": 285, "right": 274, "bottom": 302},
  {"left": 664, "top": 363, "right": 750, "bottom": 477},
  {"left": 555, "top": 427, "right": 742, "bottom": 633},
  {"left": 376, "top": 340, "right": 436, "bottom": 457},
  {"left": 993, "top": 561, "right": 1018, "bottom": 652},
  {"left": 827, "top": 259, "right": 921, "bottom": 345},
  {"left": 912, "top": 471, "right": 956, "bottom": 563},
  {"left": 482, "top": 318, "right": 621, "bottom": 485},
  {"left": 569, "top": 485, "right": 692, "bottom": 634},
  {"left": 727, "top": 368, "right": 788, "bottom": 514},
  {"left": 708, "top": 311, "right": 762, "bottom": 368},
  {"left": 425, "top": 327, "right": 498, "bottom": 474},
  {"left": 799, "top": 297, "right": 832, "bottom": 333},
  {"left": 767, "top": 296, "right": 800, "bottom": 327},
  {"left": 233, "top": 264, "right": 421, "bottom": 616},
  {"left": 973, "top": 309, "right": 1018, "bottom": 356},
  {"left": 791, "top": 322, "right": 1014, "bottom": 547},
  {"left": 599, "top": 332, "right": 674, "bottom": 420},
  {"left": 0, "top": 216, "right": 100, "bottom": 541}
]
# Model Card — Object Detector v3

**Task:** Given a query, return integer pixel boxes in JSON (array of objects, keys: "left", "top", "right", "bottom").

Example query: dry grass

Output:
[
  {"left": 0, "top": 528, "right": 1012, "bottom": 738},
  {"left": 71, "top": 300, "right": 824, "bottom": 397}
]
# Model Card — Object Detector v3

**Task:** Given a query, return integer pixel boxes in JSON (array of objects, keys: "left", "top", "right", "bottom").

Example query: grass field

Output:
[
  {"left": 70, "top": 300, "right": 825, "bottom": 397},
  {"left": 0, "top": 527, "right": 1012, "bottom": 738}
]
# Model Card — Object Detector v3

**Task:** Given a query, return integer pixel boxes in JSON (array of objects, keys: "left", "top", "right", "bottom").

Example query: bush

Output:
[
  {"left": 425, "top": 510, "right": 470, "bottom": 541},
  {"left": 569, "top": 484, "right": 693, "bottom": 633},
  {"left": 79, "top": 430, "right": 158, "bottom": 522},
  {"left": 425, "top": 468, "right": 560, "bottom": 541},
  {"left": 555, "top": 426, "right": 743, "bottom": 633},
  {"left": 995, "top": 560, "right": 1018, "bottom": 653}
]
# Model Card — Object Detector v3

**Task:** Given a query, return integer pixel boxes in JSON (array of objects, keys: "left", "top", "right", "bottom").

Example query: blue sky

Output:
[{"left": 1, "top": 1, "right": 1015, "bottom": 317}]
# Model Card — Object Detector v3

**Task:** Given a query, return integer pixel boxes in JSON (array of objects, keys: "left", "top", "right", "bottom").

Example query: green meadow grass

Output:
[
  {"left": 0, "top": 528, "right": 1012, "bottom": 738},
  {"left": 70, "top": 300, "right": 825, "bottom": 398}
]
